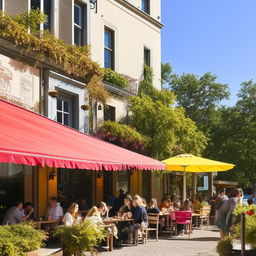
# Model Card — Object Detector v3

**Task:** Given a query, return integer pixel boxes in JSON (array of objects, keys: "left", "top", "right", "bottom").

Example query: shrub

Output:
[
  {"left": 216, "top": 236, "right": 233, "bottom": 256},
  {"left": 54, "top": 220, "right": 107, "bottom": 256},
  {"left": 0, "top": 223, "right": 47, "bottom": 256},
  {"left": 104, "top": 68, "right": 129, "bottom": 88},
  {"left": 94, "top": 121, "right": 148, "bottom": 154},
  {"left": 232, "top": 204, "right": 256, "bottom": 248}
]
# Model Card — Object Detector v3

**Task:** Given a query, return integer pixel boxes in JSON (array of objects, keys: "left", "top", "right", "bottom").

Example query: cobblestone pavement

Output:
[{"left": 104, "top": 227, "right": 219, "bottom": 256}]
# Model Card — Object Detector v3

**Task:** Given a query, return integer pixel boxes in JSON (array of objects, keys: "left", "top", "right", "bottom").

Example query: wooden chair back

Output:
[
  {"left": 148, "top": 213, "right": 159, "bottom": 227},
  {"left": 201, "top": 206, "right": 211, "bottom": 215}
]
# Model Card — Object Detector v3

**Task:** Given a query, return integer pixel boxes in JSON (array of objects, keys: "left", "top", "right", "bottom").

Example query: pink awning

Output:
[{"left": 0, "top": 100, "right": 165, "bottom": 171}]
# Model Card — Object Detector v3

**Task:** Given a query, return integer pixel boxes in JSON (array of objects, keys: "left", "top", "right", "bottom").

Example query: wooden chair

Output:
[
  {"left": 200, "top": 206, "right": 211, "bottom": 230},
  {"left": 145, "top": 213, "right": 159, "bottom": 243},
  {"left": 170, "top": 211, "right": 192, "bottom": 238}
]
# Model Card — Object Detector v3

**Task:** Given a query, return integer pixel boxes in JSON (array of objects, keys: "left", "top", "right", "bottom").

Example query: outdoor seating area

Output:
[{"left": 0, "top": 191, "right": 214, "bottom": 255}]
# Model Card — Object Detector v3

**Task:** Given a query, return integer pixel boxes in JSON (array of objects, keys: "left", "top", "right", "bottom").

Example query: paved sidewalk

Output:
[{"left": 104, "top": 227, "right": 219, "bottom": 256}]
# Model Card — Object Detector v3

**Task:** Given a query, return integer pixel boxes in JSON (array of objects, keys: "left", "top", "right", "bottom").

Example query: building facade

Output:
[{"left": 0, "top": 0, "right": 164, "bottom": 219}]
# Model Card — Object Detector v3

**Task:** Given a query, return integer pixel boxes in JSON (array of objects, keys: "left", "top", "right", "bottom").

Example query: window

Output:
[
  {"left": 56, "top": 97, "right": 73, "bottom": 127},
  {"left": 144, "top": 47, "right": 151, "bottom": 66},
  {"left": 31, "top": 0, "right": 51, "bottom": 30},
  {"left": 141, "top": 0, "right": 150, "bottom": 14},
  {"left": 0, "top": 0, "right": 3, "bottom": 11},
  {"left": 74, "top": 3, "right": 85, "bottom": 46},
  {"left": 43, "top": 0, "right": 51, "bottom": 30},
  {"left": 104, "top": 105, "right": 116, "bottom": 122},
  {"left": 104, "top": 28, "right": 114, "bottom": 69}
]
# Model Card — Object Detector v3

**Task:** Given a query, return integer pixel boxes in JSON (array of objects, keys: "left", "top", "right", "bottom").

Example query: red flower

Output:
[{"left": 246, "top": 211, "right": 254, "bottom": 216}]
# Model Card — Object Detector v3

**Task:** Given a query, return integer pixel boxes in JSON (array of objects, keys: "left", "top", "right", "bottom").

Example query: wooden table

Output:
[
  {"left": 103, "top": 217, "right": 134, "bottom": 224},
  {"left": 34, "top": 220, "right": 59, "bottom": 229},
  {"left": 103, "top": 218, "right": 134, "bottom": 251}
]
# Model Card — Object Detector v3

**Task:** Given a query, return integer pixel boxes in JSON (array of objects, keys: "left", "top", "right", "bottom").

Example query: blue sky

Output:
[{"left": 161, "top": 0, "right": 256, "bottom": 105}]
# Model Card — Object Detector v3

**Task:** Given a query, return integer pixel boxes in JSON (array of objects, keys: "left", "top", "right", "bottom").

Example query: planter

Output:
[
  {"left": 232, "top": 242, "right": 256, "bottom": 256},
  {"left": 26, "top": 250, "right": 39, "bottom": 256}
]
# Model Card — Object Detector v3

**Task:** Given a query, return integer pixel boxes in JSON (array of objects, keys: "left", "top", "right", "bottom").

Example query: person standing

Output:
[
  {"left": 2, "top": 201, "right": 34, "bottom": 225},
  {"left": 216, "top": 188, "right": 241, "bottom": 238}
]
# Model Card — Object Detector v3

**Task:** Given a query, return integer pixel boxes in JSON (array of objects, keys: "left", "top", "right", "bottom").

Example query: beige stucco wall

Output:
[
  {"left": 90, "top": 0, "right": 162, "bottom": 90},
  {"left": 96, "top": 95, "right": 128, "bottom": 124},
  {"left": 126, "top": 0, "right": 161, "bottom": 21}
]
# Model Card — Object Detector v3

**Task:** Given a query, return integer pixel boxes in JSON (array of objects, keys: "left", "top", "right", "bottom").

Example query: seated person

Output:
[
  {"left": 78, "top": 198, "right": 89, "bottom": 211},
  {"left": 181, "top": 199, "right": 192, "bottom": 211},
  {"left": 63, "top": 203, "right": 80, "bottom": 226},
  {"left": 191, "top": 195, "right": 201, "bottom": 212},
  {"left": 2, "top": 201, "right": 34, "bottom": 225},
  {"left": 171, "top": 195, "right": 181, "bottom": 209},
  {"left": 21, "top": 202, "right": 34, "bottom": 221},
  {"left": 147, "top": 198, "right": 160, "bottom": 214},
  {"left": 130, "top": 198, "right": 148, "bottom": 245},
  {"left": 45, "top": 197, "right": 64, "bottom": 221},
  {"left": 119, "top": 194, "right": 133, "bottom": 217},
  {"left": 85, "top": 202, "right": 107, "bottom": 225},
  {"left": 159, "top": 199, "right": 173, "bottom": 212}
]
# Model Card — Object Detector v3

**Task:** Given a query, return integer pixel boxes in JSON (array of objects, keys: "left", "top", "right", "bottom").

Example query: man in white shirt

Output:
[{"left": 46, "top": 197, "right": 63, "bottom": 221}]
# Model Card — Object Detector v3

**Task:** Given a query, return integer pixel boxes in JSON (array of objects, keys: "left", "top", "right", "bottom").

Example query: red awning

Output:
[{"left": 0, "top": 100, "right": 165, "bottom": 171}]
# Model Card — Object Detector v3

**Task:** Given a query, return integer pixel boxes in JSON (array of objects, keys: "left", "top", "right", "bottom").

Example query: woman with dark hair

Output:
[
  {"left": 216, "top": 188, "right": 241, "bottom": 238},
  {"left": 119, "top": 194, "right": 133, "bottom": 217}
]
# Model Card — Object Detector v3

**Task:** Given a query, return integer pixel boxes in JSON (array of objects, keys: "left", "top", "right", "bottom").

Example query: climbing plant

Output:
[{"left": 0, "top": 10, "right": 109, "bottom": 104}]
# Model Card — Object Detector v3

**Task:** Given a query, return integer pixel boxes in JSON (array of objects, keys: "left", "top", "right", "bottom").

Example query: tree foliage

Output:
[
  {"left": 169, "top": 71, "right": 230, "bottom": 134},
  {"left": 130, "top": 64, "right": 208, "bottom": 160},
  {"left": 161, "top": 62, "right": 172, "bottom": 87},
  {"left": 205, "top": 81, "right": 256, "bottom": 187},
  {"left": 129, "top": 94, "right": 207, "bottom": 160}
]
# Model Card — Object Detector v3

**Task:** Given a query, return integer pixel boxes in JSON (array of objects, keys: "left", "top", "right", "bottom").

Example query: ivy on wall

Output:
[{"left": 0, "top": 10, "right": 109, "bottom": 104}]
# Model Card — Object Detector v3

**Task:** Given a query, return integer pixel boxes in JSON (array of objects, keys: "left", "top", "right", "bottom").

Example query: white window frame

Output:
[
  {"left": 29, "top": 0, "right": 52, "bottom": 31},
  {"left": 104, "top": 27, "right": 115, "bottom": 69},
  {"left": 56, "top": 97, "right": 73, "bottom": 127},
  {"left": 74, "top": 3, "right": 84, "bottom": 46}
]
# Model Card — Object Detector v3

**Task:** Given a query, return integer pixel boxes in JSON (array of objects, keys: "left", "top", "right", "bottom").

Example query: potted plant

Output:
[
  {"left": 54, "top": 220, "right": 107, "bottom": 256},
  {"left": 216, "top": 236, "right": 233, "bottom": 256},
  {"left": 0, "top": 223, "right": 47, "bottom": 256}
]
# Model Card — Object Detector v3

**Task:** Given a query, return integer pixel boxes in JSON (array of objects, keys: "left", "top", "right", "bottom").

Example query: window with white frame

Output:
[
  {"left": 31, "top": 0, "right": 51, "bottom": 30},
  {"left": 141, "top": 0, "right": 150, "bottom": 14},
  {"left": 74, "top": 2, "right": 85, "bottom": 46},
  {"left": 56, "top": 97, "right": 73, "bottom": 127},
  {"left": 104, "top": 27, "right": 114, "bottom": 69}
]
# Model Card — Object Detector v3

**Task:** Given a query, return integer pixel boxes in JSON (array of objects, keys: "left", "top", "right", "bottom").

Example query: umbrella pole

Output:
[
  {"left": 182, "top": 167, "right": 186, "bottom": 202},
  {"left": 192, "top": 173, "right": 197, "bottom": 195}
]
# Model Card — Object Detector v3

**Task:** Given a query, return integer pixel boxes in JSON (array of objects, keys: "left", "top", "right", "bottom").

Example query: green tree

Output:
[
  {"left": 129, "top": 93, "right": 207, "bottom": 160},
  {"left": 206, "top": 81, "right": 256, "bottom": 187},
  {"left": 169, "top": 72, "right": 230, "bottom": 134},
  {"left": 161, "top": 62, "right": 172, "bottom": 87}
]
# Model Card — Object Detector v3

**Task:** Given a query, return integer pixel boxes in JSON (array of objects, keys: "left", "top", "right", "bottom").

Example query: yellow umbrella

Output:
[
  {"left": 162, "top": 154, "right": 235, "bottom": 201},
  {"left": 162, "top": 154, "right": 235, "bottom": 172}
]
